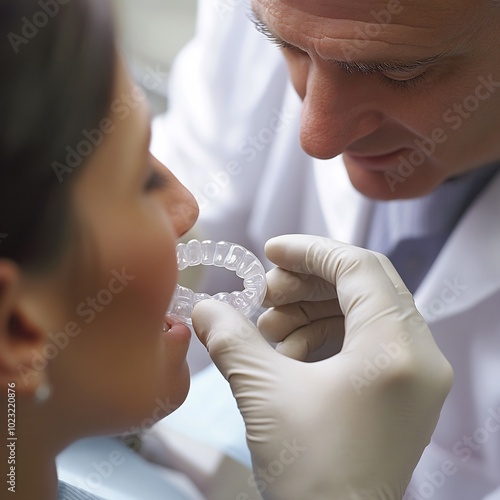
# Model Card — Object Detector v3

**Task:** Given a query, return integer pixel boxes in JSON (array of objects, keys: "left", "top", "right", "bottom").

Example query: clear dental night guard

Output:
[{"left": 166, "top": 240, "right": 267, "bottom": 324}]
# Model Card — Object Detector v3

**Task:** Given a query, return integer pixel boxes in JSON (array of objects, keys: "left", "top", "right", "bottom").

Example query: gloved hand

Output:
[{"left": 192, "top": 235, "right": 453, "bottom": 500}]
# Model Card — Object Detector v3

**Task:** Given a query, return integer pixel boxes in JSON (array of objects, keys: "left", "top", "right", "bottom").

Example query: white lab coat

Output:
[{"left": 151, "top": 1, "right": 500, "bottom": 497}]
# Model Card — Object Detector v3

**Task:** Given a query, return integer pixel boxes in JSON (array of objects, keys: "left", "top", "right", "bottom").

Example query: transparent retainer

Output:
[{"left": 166, "top": 240, "right": 267, "bottom": 324}]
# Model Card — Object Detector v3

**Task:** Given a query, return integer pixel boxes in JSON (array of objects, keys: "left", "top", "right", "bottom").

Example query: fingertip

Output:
[
  {"left": 192, "top": 300, "right": 256, "bottom": 353},
  {"left": 191, "top": 299, "right": 219, "bottom": 346},
  {"left": 275, "top": 339, "right": 308, "bottom": 361},
  {"left": 371, "top": 251, "right": 412, "bottom": 297},
  {"left": 264, "top": 236, "right": 281, "bottom": 264},
  {"left": 264, "top": 234, "right": 300, "bottom": 264},
  {"left": 193, "top": 299, "right": 277, "bottom": 352},
  {"left": 264, "top": 235, "right": 285, "bottom": 251}
]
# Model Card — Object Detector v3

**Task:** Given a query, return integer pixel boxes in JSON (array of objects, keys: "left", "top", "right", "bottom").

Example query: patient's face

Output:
[
  {"left": 44, "top": 62, "right": 199, "bottom": 436},
  {"left": 252, "top": 0, "right": 500, "bottom": 199}
]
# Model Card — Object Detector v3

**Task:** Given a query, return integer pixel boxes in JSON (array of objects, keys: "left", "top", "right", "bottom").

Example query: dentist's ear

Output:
[{"left": 0, "top": 260, "right": 49, "bottom": 398}]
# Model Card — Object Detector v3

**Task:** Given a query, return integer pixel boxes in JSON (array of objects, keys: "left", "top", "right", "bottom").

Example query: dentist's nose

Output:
[{"left": 298, "top": 66, "right": 384, "bottom": 159}]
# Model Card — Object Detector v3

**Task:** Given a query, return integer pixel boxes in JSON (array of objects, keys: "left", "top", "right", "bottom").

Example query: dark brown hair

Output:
[{"left": 0, "top": 0, "right": 116, "bottom": 270}]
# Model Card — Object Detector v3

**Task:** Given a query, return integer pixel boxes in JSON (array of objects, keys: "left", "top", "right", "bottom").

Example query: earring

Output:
[{"left": 34, "top": 382, "right": 52, "bottom": 404}]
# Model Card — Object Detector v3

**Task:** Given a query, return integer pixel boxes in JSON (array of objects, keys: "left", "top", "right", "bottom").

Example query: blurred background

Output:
[{"left": 114, "top": 0, "right": 198, "bottom": 115}]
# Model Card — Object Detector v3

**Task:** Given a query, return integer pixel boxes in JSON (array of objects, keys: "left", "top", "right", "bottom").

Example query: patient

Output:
[{"left": 0, "top": 1, "right": 198, "bottom": 498}]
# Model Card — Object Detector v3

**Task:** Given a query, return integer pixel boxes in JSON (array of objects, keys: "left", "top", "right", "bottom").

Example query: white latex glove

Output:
[{"left": 192, "top": 235, "right": 453, "bottom": 500}]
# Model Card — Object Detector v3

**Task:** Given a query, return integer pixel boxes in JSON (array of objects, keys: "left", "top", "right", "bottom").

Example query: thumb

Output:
[
  {"left": 192, "top": 300, "right": 278, "bottom": 384},
  {"left": 192, "top": 300, "right": 286, "bottom": 422}
]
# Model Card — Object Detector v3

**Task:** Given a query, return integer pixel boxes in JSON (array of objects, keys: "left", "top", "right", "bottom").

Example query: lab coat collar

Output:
[
  {"left": 313, "top": 154, "right": 374, "bottom": 246},
  {"left": 414, "top": 169, "right": 500, "bottom": 323},
  {"left": 315, "top": 156, "right": 500, "bottom": 324}
]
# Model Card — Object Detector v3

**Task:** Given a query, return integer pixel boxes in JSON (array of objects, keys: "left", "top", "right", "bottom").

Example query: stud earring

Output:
[{"left": 34, "top": 382, "right": 52, "bottom": 404}]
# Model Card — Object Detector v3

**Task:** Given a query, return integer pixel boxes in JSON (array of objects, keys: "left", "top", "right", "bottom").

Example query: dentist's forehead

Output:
[
  {"left": 252, "top": 0, "right": 482, "bottom": 16},
  {"left": 251, "top": 0, "right": 490, "bottom": 62},
  {"left": 251, "top": 0, "right": 488, "bottom": 35}
]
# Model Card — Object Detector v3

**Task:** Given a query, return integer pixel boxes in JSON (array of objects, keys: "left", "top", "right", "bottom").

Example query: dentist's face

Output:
[{"left": 251, "top": 0, "right": 500, "bottom": 199}]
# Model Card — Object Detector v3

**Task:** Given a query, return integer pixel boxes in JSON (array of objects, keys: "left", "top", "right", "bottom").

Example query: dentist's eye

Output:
[
  {"left": 145, "top": 169, "right": 168, "bottom": 191},
  {"left": 381, "top": 69, "right": 429, "bottom": 90}
]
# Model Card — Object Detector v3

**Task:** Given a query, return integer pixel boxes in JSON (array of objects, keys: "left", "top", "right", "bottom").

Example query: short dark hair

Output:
[{"left": 0, "top": 0, "right": 116, "bottom": 270}]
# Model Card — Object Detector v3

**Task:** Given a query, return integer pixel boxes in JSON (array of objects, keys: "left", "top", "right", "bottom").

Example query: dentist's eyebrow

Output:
[
  {"left": 248, "top": 8, "right": 450, "bottom": 74},
  {"left": 248, "top": 9, "right": 296, "bottom": 50}
]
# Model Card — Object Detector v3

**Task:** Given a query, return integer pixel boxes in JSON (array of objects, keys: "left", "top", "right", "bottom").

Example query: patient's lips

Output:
[{"left": 166, "top": 240, "right": 267, "bottom": 324}]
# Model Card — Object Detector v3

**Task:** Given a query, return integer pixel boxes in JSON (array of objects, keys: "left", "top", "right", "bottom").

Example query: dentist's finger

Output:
[
  {"left": 263, "top": 267, "right": 338, "bottom": 307},
  {"left": 192, "top": 300, "right": 279, "bottom": 381},
  {"left": 258, "top": 299, "right": 342, "bottom": 343},
  {"left": 274, "top": 317, "right": 345, "bottom": 361},
  {"left": 265, "top": 235, "right": 403, "bottom": 314}
]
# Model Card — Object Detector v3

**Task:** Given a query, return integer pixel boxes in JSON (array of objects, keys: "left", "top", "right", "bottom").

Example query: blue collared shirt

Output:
[
  {"left": 365, "top": 163, "right": 499, "bottom": 293},
  {"left": 58, "top": 481, "right": 104, "bottom": 500}
]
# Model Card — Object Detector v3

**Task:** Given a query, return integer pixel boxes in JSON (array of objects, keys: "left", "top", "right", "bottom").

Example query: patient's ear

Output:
[{"left": 0, "top": 260, "right": 47, "bottom": 396}]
